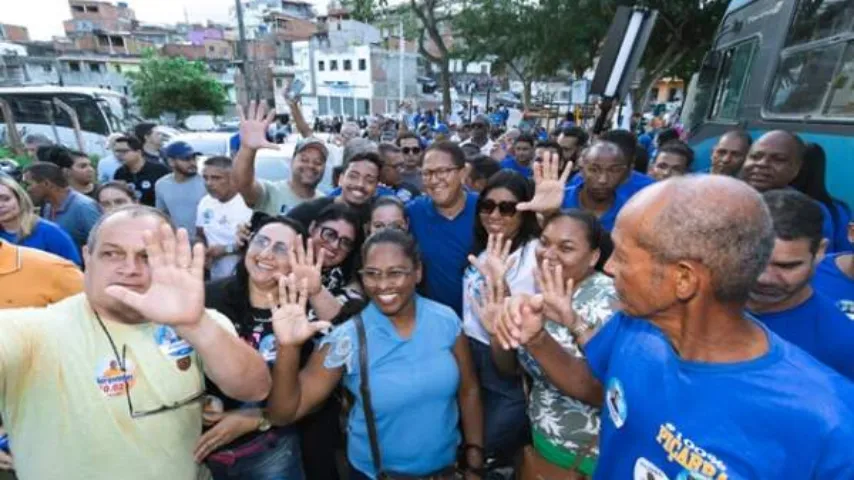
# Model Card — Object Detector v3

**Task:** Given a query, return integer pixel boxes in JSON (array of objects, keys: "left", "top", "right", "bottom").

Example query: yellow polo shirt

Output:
[
  {"left": 0, "top": 293, "right": 236, "bottom": 480},
  {"left": 0, "top": 240, "right": 83, "bottom": 308}
]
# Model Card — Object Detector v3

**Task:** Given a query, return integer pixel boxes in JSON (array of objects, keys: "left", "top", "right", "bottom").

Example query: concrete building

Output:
[
  {"left": 63, "top": 0, "right": 136, "bottom": 37},
  {"left": 0, "top": 24, "right": 31, "bottom": 43},
  {"left": 231, "top": 0, "right": 317, "bottom": 39}
]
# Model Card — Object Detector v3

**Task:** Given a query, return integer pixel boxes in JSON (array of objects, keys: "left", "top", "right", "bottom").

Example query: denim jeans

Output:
[
  {"left": 206, "top": 431, "right": 304, "bottom": 480},
  {"left": 468, "top": 338, "right": 530, "bottom": 459}
]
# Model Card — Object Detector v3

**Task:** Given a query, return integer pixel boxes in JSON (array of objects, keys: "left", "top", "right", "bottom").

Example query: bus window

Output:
[
  {"left": 767, "top": 43, "right": 846, "bottom": 115},
  {"left": 710, "top": 40, "right": 757, "bottom": 120},
  {"left": 826, "top": 43, "right": 854, "bottom": 117},
  {"left": 787, "top": 0, "right": 854, "bottom": 46}
]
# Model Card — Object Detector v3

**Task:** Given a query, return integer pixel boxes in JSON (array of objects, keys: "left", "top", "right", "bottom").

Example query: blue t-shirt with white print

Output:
[
  {"left": 584, "top": 312, "right": 854, "bottom": 480},
  {"left": 813, "top": 253, "right": 854, "bottom": 320}
]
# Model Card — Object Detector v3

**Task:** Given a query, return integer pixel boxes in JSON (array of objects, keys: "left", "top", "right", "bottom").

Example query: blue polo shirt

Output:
[
  {"left": 813, "top": 253, "right": 854, "bottom": 319},
  {"left": 749, "top": 292, "right": 854, "bottom": 380},
  {"left": 568, "top": 170, "right": 655, "bottom": 200},
  {"left": 561, "top": 182, "right": 625, "bottom": 232},
  {"left": 0, "top": 219, "right": 81, "bottom": 266},
  {"left": 41, "top": 190, "right": 101, "bottom": 247},
  {"left": 499, "top": 156, "right": 533, "bottom": 178},
  {"left": 830, "top": 201, "right": 852, "bottom": 252},
  {"left": 585, "top": 312, "right": 854, "bottom": 480},
  {"left": 320, "top": 297, "right": 462, "bottom": 478},
  {"left": 406, "top": 192, "right": 478, "bottom": 315}
]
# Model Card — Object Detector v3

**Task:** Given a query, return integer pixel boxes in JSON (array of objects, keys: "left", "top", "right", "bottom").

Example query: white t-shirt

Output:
[
  {"left": 462, "top": 239, "right": 538, "bottom": 345},
  {"left": 196, "top": 194, "right": 253, "bottom": 280},
  {"left": 461, "top": 138, "right": 495, "bottom": 156}
]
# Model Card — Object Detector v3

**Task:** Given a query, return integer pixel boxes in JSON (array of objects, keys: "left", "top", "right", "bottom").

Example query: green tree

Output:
[
  {"left": 623, "top": 0, "right": 729, "bottom": 111},
  {"left": 127, "top": 51, "right": 228, "bottom": 119},
  {"left": 454, "top": 0, "right": 608, "bottom": 107}
]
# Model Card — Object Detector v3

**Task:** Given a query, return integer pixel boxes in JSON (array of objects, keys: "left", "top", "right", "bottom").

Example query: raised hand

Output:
[
  {"left": 288, "top": 236, "right": 324, "bottom": 296},
  {"left": 495, "top": 294, "right": 546, "bottom": 350},
  {"left": 105, "top": 224, "right": 205, "bottom": 326},
  {"left": 516, "top": 151, "right": 573, "bottom": 213},
  {"left": 235, "top": 221, "right": 252, "bottom": 249},
  {"left": 271, "top": 274, "right": 331, "bottom": 347},
  {"left": 467, "top": 233, "right": 515, "bottom": 285},
  {"left": 238, "top": 100, "right": 278, "bottom": 151},
  {"left": 534, "top": 260, "right": 579, "bottom": 329},
  {"left": 471, "top": 272, "right": 506, "bottom": 335}
]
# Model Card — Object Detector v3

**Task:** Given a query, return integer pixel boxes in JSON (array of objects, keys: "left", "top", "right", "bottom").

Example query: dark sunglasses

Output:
[
  {"left": 479, "top": 199, "right": 518, "bottom": 216},
  {"left": 401, "top": 147, "right": 422, "bottom": 155}
]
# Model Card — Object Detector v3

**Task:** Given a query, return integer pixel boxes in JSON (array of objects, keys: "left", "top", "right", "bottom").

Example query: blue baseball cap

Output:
[{"left": 164, "top": 141, "right": 199, "bottom": 160}]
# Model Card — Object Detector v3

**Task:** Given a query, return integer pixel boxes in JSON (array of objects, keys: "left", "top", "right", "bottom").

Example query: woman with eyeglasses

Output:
[
  {"left": 197, "top": 214, "right": 309, "bottom": 479},
  {"left": 462, "top": 170, "right": 540, "bottom": 462},
  {"left": 266, "top": 229, "right": 484, "bottom": 480},
  {"left": 366, "top": 196, "right": 409, "bottom": 236},
  {"left": 480, "top": 209, "right": 617, "bottom": 480},
  {"left": 0, "top": 175, "right": 82, "bottom": 266}
]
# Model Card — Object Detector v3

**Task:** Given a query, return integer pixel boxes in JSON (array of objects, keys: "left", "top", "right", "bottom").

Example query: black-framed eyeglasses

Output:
[
  {"left": 94, "top": 312, "right": 205, "bottom": 419},
  {"left": 359, "top": 267, "right": 413, "bottom": 284},
  {"left": 319, "top": 226, "right": 355, "bottom": 251},
  {"left": 421, "top": 166, "right": 462, "bottom": 181},
  {"left": 478, "top": 199, "right": 518, "bottom": 217}
]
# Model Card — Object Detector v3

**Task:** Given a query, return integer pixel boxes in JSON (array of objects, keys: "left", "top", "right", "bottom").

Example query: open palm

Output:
[
  {"left": 288, "top": 236, "right": 323, "bottom": 296},
  {"left": 238, "top": 100, "right": 278, "bottom": 151},
  {"left": 271, "top": 275, "right": 331, "bottom": 347},
  {"left": 468, "top": 233, "right": 515, "bottom": 284},
  {"left": 517, "top": 151, "right": 573, "bottom": 213},
  {"left": 105, "top": 225, "right": 205, "bottom": 326},
  {"left": 496, "top": 294, "right": 546, "bottom": 349},
  {"left": 472, "top": 272, "right": 506, "bottom": 335},
  {"left": 534, "top": 260, "right": 578, "bottom": 328}
]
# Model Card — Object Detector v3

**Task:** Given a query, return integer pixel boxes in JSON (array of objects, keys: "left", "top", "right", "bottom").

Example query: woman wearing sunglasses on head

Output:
[
  {"left": 366, "top": 196, "right": 409, "bottom": 236},
  {"left": 480, "top": 209, "right": 617, "bottom": 480},
  {"left": 266, "top": 229, "right": 485, "bottom": 480},
  {"left": 197, "top": 214, "right": 309, "bottom": 479},
  {"left": 462, "top": 170, "right": 540, "bottom": 463}
]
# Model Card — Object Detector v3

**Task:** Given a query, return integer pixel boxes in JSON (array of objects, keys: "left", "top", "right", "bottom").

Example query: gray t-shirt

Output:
[
  {"left": 256, "top": 179, "right": 323, "bottom": 216},
  {"left": 155, "top": 174, "right": 207, "bottom": 241}
]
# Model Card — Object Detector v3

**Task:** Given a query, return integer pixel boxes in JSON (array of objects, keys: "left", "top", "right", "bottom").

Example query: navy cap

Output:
[{"left": 164, "top": 141, "right": 199, "bottom": 160}]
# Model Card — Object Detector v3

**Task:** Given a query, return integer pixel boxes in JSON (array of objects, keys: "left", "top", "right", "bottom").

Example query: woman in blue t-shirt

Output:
[
  {"left": 0, "top": 175, "right": 81, "bottom": 265},
  {"left": 267, "top": 229, "right": 485, "bottom": 479}
]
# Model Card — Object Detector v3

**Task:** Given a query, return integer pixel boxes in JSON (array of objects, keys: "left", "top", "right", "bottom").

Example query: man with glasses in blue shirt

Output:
[{"left": 0, "top": 205, "right": 270, "bottom": 479}]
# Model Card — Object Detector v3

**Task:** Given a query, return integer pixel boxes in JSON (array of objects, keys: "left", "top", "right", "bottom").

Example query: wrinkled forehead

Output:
[{"left": 91, "top": 213, "right": 168, "bottom": 251}]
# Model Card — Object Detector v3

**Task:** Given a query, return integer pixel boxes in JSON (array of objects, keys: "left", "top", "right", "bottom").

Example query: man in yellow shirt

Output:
[
  {"left": 0, "top": 239, "right": 83, "bottom": 309},
  {"left": 0, "top": 205, "right": 271, "bottom": 480}
]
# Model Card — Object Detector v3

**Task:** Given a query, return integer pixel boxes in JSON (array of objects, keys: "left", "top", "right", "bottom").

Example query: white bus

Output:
[{"left": 0, "top": 86, "right": 132, "bottom": 157}]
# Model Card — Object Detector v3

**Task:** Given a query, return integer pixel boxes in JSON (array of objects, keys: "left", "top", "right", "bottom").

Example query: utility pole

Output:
[
  {"left": 398, "top": 18, "right": 404, "bottom": 107},
  {"left": 235, "top": 0, "right": 251, "bottom": 102}
]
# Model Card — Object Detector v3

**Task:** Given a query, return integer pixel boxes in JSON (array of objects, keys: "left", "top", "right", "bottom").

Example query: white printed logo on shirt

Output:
[
  {"left": 606, "top": 377, "right": 628, "bottom": 429},
  {"left": 634, "top": 457, "right": 669, "bottom": 480}
]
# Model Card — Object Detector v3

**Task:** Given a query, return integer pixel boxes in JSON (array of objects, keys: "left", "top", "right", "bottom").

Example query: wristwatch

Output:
[{"left": 257, "top": 413, "right": 272, "bottom": 432}]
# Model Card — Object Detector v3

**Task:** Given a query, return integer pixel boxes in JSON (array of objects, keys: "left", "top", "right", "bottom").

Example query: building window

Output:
[
  {"left": 97, "top": 35, "right": 110, "bottom": 47},
  {"left": 112, "top": 36, "right": 125, "bottom": 48},
  {"left": 358, "top": 58, "right": 366, "bottom": 71},
  {"left": 668, "top": 88, "right": 678, "bottom": 102},
  {"left": 344, "top": 59, "right": 352, "bottom": 71},
  {"left": 68, "top": 61, "right": 81, "bottom": 72},
  {"left": 319, "top": 96, "right": 329, "bottom": 115},
  {"left": 318, "top": 60, "right": 325, "bottom": 71},
  {"left": 357, "top": 98, "right": 369, "bottom": 116},
  {"left": 275, "top": 78, "right": 283, "bottom": 88},
  {"left": 85, "top": 5, "right": 99, "bottom": 13},
  {"left": 43, "top": 64, "right": 52, "bottom": 73},
  {"left": 89, "top": 62, "right": 101, "bottom": 72},
  {"left": 330, "top": 60, "right": 338, "bottom": 71},
  {"left": 72, "top": 4, "right": 84, "bottom": 12}
]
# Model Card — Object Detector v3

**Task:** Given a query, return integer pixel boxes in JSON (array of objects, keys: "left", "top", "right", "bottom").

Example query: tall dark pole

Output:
[{"left": 235, "top": 0, "right": 251, "bottom": 102}]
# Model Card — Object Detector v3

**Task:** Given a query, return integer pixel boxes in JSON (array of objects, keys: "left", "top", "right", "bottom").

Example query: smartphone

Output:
[{"left": 286, "top": 78, "right": 305, "bottom": 100}]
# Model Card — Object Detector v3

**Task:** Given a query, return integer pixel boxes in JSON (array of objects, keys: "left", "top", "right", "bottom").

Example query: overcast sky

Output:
[{"left": 5, "top": 0, "right": 327, "bottom": 41}]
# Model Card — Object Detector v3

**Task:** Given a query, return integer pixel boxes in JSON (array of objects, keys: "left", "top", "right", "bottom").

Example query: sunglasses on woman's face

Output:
[{"left": 478, "top": 199, "right": 518, "bottom": 217}]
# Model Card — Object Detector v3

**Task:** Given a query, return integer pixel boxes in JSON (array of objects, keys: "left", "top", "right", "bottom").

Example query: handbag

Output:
[{"left": 354, "top": 315, "right": 458, "bottom": 480}]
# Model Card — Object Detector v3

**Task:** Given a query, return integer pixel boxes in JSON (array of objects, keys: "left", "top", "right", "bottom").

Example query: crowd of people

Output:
[{"left": 0, "top": 94, "right": 852, "bottom": 480}]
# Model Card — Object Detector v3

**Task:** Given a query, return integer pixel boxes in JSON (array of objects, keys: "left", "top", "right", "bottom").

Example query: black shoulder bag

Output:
[{"left": 353, "top": 315, "right": 457, "bottom": 480}]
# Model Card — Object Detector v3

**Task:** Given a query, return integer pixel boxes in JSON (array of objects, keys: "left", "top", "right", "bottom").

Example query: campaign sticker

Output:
[
  {"left": 141, "top": 180, "right": 152, "bottom": 190},
  {"left": 95, "top": 358, "right": 136, "bottom": 397},
  {"left": 154, "top": 325, "right": 194, "bottom": 359},
  {"left": 606, "top": 377, "right": 628, "bottom": 429},
  {"left": 634, "top": 457, "right": 669, "bottom": 480},
  {"left": 258, "top": 334, "right": 277, "bottom": 363}
]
